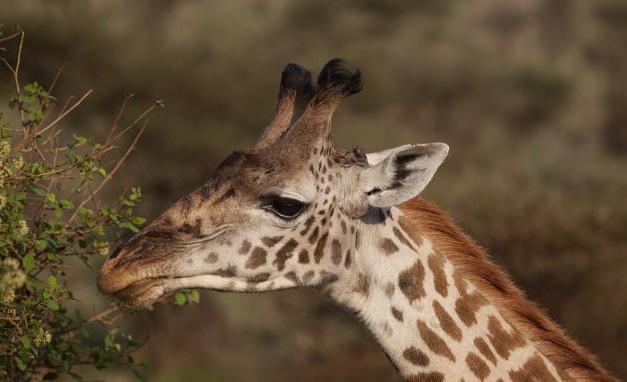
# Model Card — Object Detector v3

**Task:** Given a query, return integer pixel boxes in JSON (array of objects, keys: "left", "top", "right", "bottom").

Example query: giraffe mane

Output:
[{"left": 399, "top": 197, "right": 618, "bottom": 382}]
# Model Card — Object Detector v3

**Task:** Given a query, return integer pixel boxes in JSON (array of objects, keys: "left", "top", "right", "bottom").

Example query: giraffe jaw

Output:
[{"left": 112, "top": 273, "right": 301, "bottom": 309}]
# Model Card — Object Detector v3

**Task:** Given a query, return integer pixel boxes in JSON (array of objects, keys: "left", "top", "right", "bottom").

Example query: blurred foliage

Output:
[{"left": 1, "top": 0, "right": 626, "bottom": 381}]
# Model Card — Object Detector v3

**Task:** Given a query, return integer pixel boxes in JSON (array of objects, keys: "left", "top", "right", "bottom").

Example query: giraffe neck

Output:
[{"left": 326, "top": 206, "right": 566, "bottom": 381}]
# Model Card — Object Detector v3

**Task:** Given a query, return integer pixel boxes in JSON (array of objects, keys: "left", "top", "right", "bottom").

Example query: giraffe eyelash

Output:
[{"left": 259, "top": 194, "right": 309, "bottom": 221}]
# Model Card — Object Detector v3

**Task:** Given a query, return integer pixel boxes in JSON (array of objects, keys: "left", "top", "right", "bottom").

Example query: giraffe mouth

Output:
[
  {"left": 113, "top": 271, "right": 305, "bottom": 309},
  {"left": 112, "top": 277, "right": 171, "bottom": 309}
]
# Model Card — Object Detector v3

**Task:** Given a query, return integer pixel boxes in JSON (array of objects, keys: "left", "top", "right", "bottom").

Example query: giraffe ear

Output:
[{"left": 360, "top": 143, "right": 449, "bottom": 208}]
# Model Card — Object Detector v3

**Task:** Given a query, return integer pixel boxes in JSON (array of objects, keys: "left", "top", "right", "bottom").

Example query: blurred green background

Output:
[{"left": 2, "top": 0, "right": 627, "bottom": 380}]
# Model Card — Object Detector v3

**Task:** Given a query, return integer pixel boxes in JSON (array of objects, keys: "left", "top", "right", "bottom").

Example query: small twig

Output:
[
  {"left": 1, "top": 57, "right": 19, "bottom": 94},
  {"left": 47, "top": 65, "right": 64, "bottom": 94},
  {"left": 85, "top": 182, "right": 101, "bottom": 211},
  {"left": 86, "top": 306, "right": 121, "bottom": 325},
  {"left": 15, "top": 90, "right": 92, "bottom": 152},
  {"left": 14, "top": 31, "right": 24, "bottom": 94},
  {"left": 107, "top": 92, "right": 135, "bottom": 143},
  {"left": 0, "top": 31, "right": 21, "bottom": 44},
  {"left": 0, "top": 32, "right": 24, "bottom": 95},
  {"left": 68, "top": 118, "right": 149, "bottom": 224},
  {"left": 34, "top": 89, "right": 93, "bottom": 137},
  {"left": 109, "top": 102, "right": 158, "bottom": 143},
  {"left": 56, "top": 306, "right": 121, "bottom": 335}
]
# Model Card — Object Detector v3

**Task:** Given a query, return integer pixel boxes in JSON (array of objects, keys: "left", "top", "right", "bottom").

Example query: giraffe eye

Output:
[{"left": 262, "top": 196, "right": 306, "bottom": 220}]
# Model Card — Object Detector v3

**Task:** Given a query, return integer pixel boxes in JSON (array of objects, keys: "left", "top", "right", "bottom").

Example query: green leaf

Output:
[
  {"left": 29, "top": 186, "right": 47, "bottom": 196},
  {"left": 73, "top": 135, "right": 87, "bottom": 146},
  {"left": 94, "top": 225, "right": 105, "bottom": 236},
  {"left": 48, "top": 275, "right": 58, "bottom": 289},
  {"left": 186, "top": 290, "right": 200, "bottom": 304},
  {"left": 174, "top": 291, "right": 187, "bottom": 305},
  {"left": 20, "top": 336, "right": 31, "bottom": 349},
  {"left": 22, "top": 252, "right": 35, "bottom": 272},
  {"left": 46, "top": 192, "right": 57, "bottom": 203},
  {"left": 131, "top": 216, "right": 146, "bottom": 226},
  {"left": 46, "top": 298, "right": 60, "bottom": 311},
  {"left": 35, "top": 239, "right": 48, "bottom": 251},
  {"left": 120, "top": 222, "right": 140, "bottom": 233},
  {"left": 14, "top": 356, "right": 26, "bottom": 371},
  {"left": 59, "top": 199, "right": 74, "bottom": 209}
]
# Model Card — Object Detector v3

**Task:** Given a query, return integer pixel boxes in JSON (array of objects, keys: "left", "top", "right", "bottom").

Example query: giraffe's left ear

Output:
[{"left": 359, "top": 143, "right": 449, "bottom": 208}]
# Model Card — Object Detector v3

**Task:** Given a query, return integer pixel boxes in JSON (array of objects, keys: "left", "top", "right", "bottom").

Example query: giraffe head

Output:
[{"left": 98, "top": 59, "right": 449, "bottom": 309}]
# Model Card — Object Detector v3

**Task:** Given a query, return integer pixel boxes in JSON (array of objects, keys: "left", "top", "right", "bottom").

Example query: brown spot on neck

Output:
[
  {"left": 466, "top": 352, "right": 490, "bottom": 381},
  {"left": 398, "top": 260, "right": 426, "bottom": 302},
  {"left": 427, "top": 252, "right": 448, "bottom": 297},
  {"left": 391, "top": 306, "right": 404, "bottom": 322},
  {"left": 416, "top": 319, "right": 455, "bottom": 362},
  {"left": 379, "top": 238, "right": 399, "bottom": 255},
  {"left": 453, "top": 270, "right": 488, "bottom": 327},
  {"left": 402, "top": 346, "right": 429, "bottom": 366},
  {"left": 474, "top": 337, "right": 497, "bottom": 366},
  {"left": 486, "top": 315, "right": 527, "bottom": 360},
  {"left": 509, "top": 353, "right": 559, "bottom": 382},
  {"left": 433, "top": 300, "right": 462, "bottom": 342}
]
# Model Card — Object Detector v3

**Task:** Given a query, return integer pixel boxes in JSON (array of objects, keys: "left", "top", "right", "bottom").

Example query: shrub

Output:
[{"left": 0, "top": 31, "right": 162, "bottom": 381}]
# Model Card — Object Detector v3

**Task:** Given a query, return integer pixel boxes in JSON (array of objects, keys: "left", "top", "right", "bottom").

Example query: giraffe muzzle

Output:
[{"left": 98, "top": 233, "right": 179, "bottom": 300}]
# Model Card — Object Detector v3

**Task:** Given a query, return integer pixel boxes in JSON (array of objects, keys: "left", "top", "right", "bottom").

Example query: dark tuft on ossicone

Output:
[
  {"left": 279, "top": 63, "right": 315, "bottom": 124},
  {"left": 314, "top": 58, "right": 363, "bottom": 103},
  {"left": 279, "top": 64, "right": 313, "bottom": 96}
]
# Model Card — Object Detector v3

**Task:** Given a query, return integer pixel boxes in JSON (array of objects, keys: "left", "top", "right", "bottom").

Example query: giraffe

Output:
[{"left": 98, "top": 59, "right": 617, "bottom": 381}]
